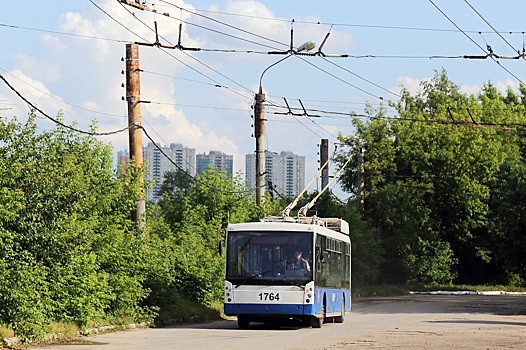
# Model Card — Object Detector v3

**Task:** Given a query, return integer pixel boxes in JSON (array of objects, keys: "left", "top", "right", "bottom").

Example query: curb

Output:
[
  {"left": 2, "top": 323, "right": 145, "bottom": 348},
  {"left": 409, "top": 290, "right": 526, "bottom": 296}
]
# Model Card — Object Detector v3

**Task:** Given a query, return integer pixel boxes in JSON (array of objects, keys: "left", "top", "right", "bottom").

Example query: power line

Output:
[
  {"left": 122, "top": 0, "right": 283, "bottom": 51},
  {"left": 463, "top": 0, "right": 522, "bottom": 55},
  {"left": 0, "top": 21, "right": 491, "bottom": 60},
  {"left": 151, "top": 3, "right": 526, "bottom": 35},
  {"left": 0, "top": 67, "right": 126, "bottom": 118},
  {"left": 320, "top": 56, "right": 402, "bottom": 99},
  {"left": 294, "top": 55, "right": 387, "bottom": 102},
  {"left": 0, "top": 22, "right": 127, "bottom": 43},
  {"left": 147, "top": 100, "right": 250, "bottom": 112},
  {"left": 0, "top": 74, "right": 130, "bottom": 136},
  {"left": 1, "top": 70, "right": 262, "bottom": 195},
  {"left": 89, "top": 0, "right": 151, "bottom": 43},
  {"left": 428, "top": 0, "right": 525, "bottom": 85},
  {"left": 158, "top": 0, "right": 289, "bottom": 49},
  {"left": 115, "top": 1, "right": 256, "bottom": 97}
]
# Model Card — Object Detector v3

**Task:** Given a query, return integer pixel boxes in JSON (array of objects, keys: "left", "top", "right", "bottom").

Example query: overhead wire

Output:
[
  {"left": 117, "top": 0, "right": 407, "bottom": 105},
  {"left": 0, "top": 74, "right": 130, "bottom": 136},
  {"left": 151, "top": 3, "right": 526, "bottom": 35},
  {"left": 320, "top": 57, "right": 402, "bottom": 99},
  {"left": 125, "top": 0, "right": 283, "bottom": 51},
  {"left": 158, "top": 0, "right": 289, "bottom": 49},
  {"left": 428, "top": 0, "right": 525, "bottom": 85},
  {"left": 117, "top": 1, "right": 354, "bottom": 141},
  {"left": 89, "top": 0, "right": 151, "bottom": 42},
  {"left": 293, "top": 55, "right": 387, "bottom": 102},
  {"left": 0, "top": 22, "right": 127, "bottom": 43},
  {"left": 115, "top": 0, "right": 255, "bottom": 97},
  {"left": 0, "top": 66, "right": 126, "bottom": 118},
  {"left": 463, "top": 0, "right": 519, "bottom": 55},
  {"left": 1, "top": 20, "right": 478, "bottom": 59},
  {"left": 1, "top": 70, "right": 261, "bottom": 195}
]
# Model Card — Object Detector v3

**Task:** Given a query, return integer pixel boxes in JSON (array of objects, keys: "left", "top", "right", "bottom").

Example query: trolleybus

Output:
[{"left": 224, "top": 216, "right": 351, "bottom": 329}]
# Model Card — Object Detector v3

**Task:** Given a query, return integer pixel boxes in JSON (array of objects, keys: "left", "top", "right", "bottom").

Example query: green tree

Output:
[
  {"left": 338, "top": 71, "right": 514, "bottom": 285},
  {"left": 0, "top": 113, "right": 153, "bottom": 340}
]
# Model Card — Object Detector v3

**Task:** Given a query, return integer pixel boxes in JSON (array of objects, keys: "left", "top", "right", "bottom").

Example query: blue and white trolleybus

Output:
[{"left": 224, "top": 216, "right": 351, "bottom": 329}]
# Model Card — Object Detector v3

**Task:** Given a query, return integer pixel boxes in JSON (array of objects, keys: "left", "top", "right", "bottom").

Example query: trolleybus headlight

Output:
[
  {"left": 307, "top": 293, "right": 312, "bottom": 298},
  {"left": 306, "top": 299, "right": 310, "bottom": 303}
]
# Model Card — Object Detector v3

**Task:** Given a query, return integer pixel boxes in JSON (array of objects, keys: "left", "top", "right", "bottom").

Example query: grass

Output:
[
  {"left": 0, "top": 324, "right": 14, "bottom": 339},
  {"left": 154, "top": 292, "right": 223, "bottom": 327}
]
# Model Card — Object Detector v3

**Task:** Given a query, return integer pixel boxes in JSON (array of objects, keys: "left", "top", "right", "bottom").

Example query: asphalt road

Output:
[{"left": 34, "top": 294, "right": 526, "bottom": 350}]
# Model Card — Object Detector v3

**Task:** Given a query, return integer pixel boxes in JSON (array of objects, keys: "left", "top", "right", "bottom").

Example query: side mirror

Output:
[{"left": 218, "top": 241, "right": 224, "bottom": 256}]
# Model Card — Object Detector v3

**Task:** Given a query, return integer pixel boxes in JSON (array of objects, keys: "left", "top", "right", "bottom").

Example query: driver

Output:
[{"left": 290, "top": 250, "right": 311, "bottom": 272}]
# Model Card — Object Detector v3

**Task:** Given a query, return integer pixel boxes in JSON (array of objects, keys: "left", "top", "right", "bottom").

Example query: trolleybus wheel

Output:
[
  {"left": 237, "top": 316, "right": 250, "bottom": 329},
  {"left": 311, "top": 301, "right": 325, "bottom": 328},
  {"left": 334, "top": 299, "right": 345, "bottom": 323}
]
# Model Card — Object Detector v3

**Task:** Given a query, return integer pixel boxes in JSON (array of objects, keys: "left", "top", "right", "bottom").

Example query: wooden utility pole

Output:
[
  {"left": 125, "top": 43, "right": 145, "bottom": 228},
  {"left": 254, "top": 87, "right": 266, "bottom": 205},
  {"left": 320, "top": 139, "right": 329, "bottom": 190}
]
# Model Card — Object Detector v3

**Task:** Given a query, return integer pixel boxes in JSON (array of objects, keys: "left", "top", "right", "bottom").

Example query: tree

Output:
[
  {"left": 337, "top": 71, "right": 516, "bottom": 285},
  {"left": 0, "top": 113, "right": 154, "bottom": 340}
]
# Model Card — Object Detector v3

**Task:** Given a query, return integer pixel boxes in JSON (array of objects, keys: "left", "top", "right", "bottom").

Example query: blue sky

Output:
[{"left": 1, "top": 1, "right": 525, "bottom": 198}]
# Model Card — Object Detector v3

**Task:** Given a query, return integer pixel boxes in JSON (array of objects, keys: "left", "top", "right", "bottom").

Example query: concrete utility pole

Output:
[
  {"left": 253, "top": 39, "right": 316, "bottom": 206},
  {"left": 125, "top": 43, "right": 145, "bottom": 228},
  {"left": 254, "top": 87, "right": 266, "bottom": 206},
  {"left": 320, "top": 139, "right": 329, "bottom": 190}
]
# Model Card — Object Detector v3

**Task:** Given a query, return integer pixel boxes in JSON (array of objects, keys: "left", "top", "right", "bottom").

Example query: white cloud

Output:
[
  {"left": 459, "top": 83, "right": 481, "bottom": 96},
  {"left": 41, "top": 34, "right": 67, "bottom": 50},
  {"left": 6, "top": 69, "right": 70, "bottom": 116},
  {"left": 207, "top": 0, "right": 354, "bottom": 54},
  {"left": 13, "top": 54, "right": 61, "bottom": 82},
  {"left": 394, "top": 76, "right": 430, "bottom": 96},
  {"left": 495, "top": 78, "right": 519, "bottom": 93}
]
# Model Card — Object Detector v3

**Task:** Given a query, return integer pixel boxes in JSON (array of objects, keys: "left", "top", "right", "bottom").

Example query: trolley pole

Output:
[
  {"left": 320, "top": 139, "right": 329, "bottom": 190},
  {"left": 125, "top": 43, "right": 145, "bottom": 228},
  {"left": 357, "top": 148, "right": 365, "bottom": 216},
  {"left": 254, "top": 87, "right": 266, "bottom": 206}
]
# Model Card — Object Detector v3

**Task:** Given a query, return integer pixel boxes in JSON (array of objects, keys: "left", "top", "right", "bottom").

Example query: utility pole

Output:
[
  {"left": 125, "top": 43, "right": 145, "bottom": 228},
  {"left": 254, "top": 87, "right": 266, "bottom": 205},
  {"left": 320, "top": 139, "right": 329, "bottom": 190}
]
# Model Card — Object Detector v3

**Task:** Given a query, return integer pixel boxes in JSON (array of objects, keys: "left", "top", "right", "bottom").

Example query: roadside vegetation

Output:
[{"left": 1, "top": 71, "right": 526, "bottom": 344}]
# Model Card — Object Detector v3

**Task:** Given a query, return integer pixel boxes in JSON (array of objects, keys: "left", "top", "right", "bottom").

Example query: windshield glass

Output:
[{"left": 226, "top": 230, "right": 313, "bottom": 285}]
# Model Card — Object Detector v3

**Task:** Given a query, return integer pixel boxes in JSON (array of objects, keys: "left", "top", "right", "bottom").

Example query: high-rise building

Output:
[
  {"left": 245, "top": 151, "right": 305, "bottom": 198},
  {"left": 196, "top": 150, "right": 233, "bottom": 178},
  {"left": 116, "top": 150, "right": 129, "bottom": 174},
  {"left": 143, "top": 142, "right": 196, "bottom": 202}
]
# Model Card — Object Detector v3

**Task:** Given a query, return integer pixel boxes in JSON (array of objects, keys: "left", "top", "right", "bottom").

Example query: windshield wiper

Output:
[
  {"left": 280, "top": 279, "right": 305, "bottom": 288},
  {"left": 234, "top": 269, "right": 274, "bottom": 288}
]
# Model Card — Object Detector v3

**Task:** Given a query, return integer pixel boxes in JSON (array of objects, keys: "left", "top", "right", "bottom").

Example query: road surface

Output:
[{"left": 34, "top": 294, "right": 526, "bottom": 350}]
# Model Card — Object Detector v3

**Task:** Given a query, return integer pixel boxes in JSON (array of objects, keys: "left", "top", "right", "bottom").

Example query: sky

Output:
[{"left": 1, "top": 0, "right": 526, "bottom": 199}]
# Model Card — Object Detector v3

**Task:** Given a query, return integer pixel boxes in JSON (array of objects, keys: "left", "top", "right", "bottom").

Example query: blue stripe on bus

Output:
[{"left": 224, "top": 303, "right": 315, "bottom": 316}]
